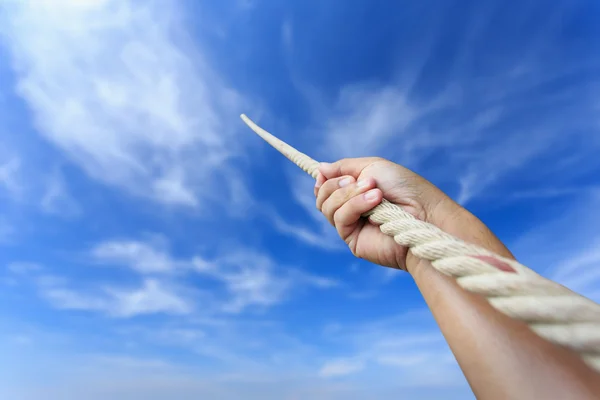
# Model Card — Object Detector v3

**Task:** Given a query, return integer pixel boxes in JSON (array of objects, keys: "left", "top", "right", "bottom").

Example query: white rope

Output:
[{"left": 240, "top": 114, "right": 600, "bottom": 372}]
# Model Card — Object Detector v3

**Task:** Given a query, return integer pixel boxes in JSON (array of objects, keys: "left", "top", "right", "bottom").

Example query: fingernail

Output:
[
  {"left": 364, "top": 190, "right": 378, "bottom": 201},
  {"left": 319, "top": 162, "right": 331, "bottom": 169},
  {"left": 339, "top": 177, "right": 352, "bottom": 187},
  {"left": 314, "top": 180, "right": 322, "bottom": 189},
  {"left": 357, "top": 179, "right": 368, "bottom": 188}
]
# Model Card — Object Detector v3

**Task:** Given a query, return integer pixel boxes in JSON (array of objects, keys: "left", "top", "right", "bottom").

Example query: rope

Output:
[{"left": 240, "top": 114, "right": 600, "bottom": 372}]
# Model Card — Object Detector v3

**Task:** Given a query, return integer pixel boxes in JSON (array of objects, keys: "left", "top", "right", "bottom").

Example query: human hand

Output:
[{"left": 314, "top": 157, "right": 464, "bottom": 272}]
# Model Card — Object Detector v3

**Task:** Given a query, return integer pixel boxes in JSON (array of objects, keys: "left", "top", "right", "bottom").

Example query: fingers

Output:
[
  {"left": 313, "top": 172, "right": 326, "bottom": 197},
  {"left": 333, "top": 188, "right": 383, "bottom": 241},
  {"left": 316, "top": 175, "right": 355, "bottom": 212},
  {"left": 314, "top": 173, "right": 383, "bottom": 244},
  {"left": 319, "top": 176, "right": 378, "bottom": 225},
  {"left": 318, "top": 157, "right": 382, "bottom": 180}
]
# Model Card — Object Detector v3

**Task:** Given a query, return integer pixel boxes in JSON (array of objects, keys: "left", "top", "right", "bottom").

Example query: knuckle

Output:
[
  {"left": 320, "top": 179, "right": 332, "bottom": 192},
  {"left": 345, "top": 183, "right": 364, "bottom": 201},
  {"left": 332, "top": 207, "right": 344, "bottom": 226},
  {"left": 348, "top": 240, "right": 360, "bottom": 258},
  {"left": 342, "top": 189, "right": 356, "bottom": 204},
  {"left": 321, "top": 199, "right": 333, "bottom": 219},
  {"left": 329, "top": 176, "right": 344, "bottom": 189},
  {"left": 330, "top": 185, "right": 352, "bottom": 205}
]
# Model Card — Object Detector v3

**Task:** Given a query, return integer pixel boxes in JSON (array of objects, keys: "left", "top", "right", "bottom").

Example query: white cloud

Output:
[
  {"left": 315, "top": 310, "right": 465, "bottom": 387},
  {"left": 41, "top": 286, "right": 111, "bottom": 313},
  {"left": 551, "top": 243, "right": 600, "bottom": 282},
  {"left": 87, "top": 354, "right": 178, "bottom": 372},
  {"left": 277, "top": 172, "right": 344, "bottom": 251},
  {"left": 0, "top": 156, "right": 21, "bottom": 198},
  {"left": 291, "top": 269, "right": 340, "bottom": 289},
  {"left": 376, "top": 353, "right": 431, "bottom": 367},
  {"left": 2, "top": 262, "right": 42, "bottom": 287},
  {"left": 502, "top": 186, "right": 600, "bottom": 202},
  {"left": 107, "top": 279, "right": 192, "bottom": 317},
  {"left": 309, "top": 77, "right": 598, "bottom": 207},
  {"left": 40, "top": 168, "right": 81, "bottom": 217},
  {"left": 91, "top": 239, "right": 179, "bottom": 273},
  {"left": 297, "top": 37, "right": 600, "bottom": 209},
  {"left": 319, "top": 359, "right": 364, "bottom": 377},
  {"left": 319, "top": 85, "right": 418, "bottom": 161},
  {"left": 0, "top": 0, "right": 251, "bottom": 209},
  {"left": 0, "top": 352, "right": 472, "bottom": 400},
  {"left": 373, "top": 266, "right": 401, "bottom": 284},
  {"left": 40, "top": 277, "right": 192, "bottom": 318},
  {"left": 194, "top": 249, "right": 340, "bottom": 313},
  {"left": 213, "top": 256, "right": 290, "bottom": 313},
  {"left": 267, "top": 209, "right": 343, "bottom": 251},
  {"left": 7, "top": 262, "right": 42, "bottom": 275},
  {"left": 454, "top": 128, "right": 555, "bottom": 204},
  {"left": 551, "top": 246, "right": 600, "bottom": 303},
  {"left": 0, "top": 310, "right": 472, "bottom": 399},
  {"left": 45, "top": 237, "right": 341, "bottom": 316},
  {"left": 510, "top": 191, "right": 600, "bottom": 302}
]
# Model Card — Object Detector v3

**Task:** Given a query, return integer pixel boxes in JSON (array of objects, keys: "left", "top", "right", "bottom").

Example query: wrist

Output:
[
  {"left": 424, "top": 190, "right": 515, "bottom": 260},
  {"left": 403, "top": 191, "right": 465, "bottom": 276},
  {"left": 427, "top": 192, "right": 467, "bottom": 233},
  {"left": 405, "top": 250, "right": 429, "bottom": 277}
]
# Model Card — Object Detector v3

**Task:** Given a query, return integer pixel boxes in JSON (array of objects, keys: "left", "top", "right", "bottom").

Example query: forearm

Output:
[
  {"left": 406, "top": 207, "right": 600, "bottom": 398},
  {"left": 428, "top": 195, "right": 515, "bottom": 260}
]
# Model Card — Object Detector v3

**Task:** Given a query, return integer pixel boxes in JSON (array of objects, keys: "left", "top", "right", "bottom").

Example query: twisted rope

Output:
[{"left": 240, "top": 114, "right": 600, "bottom": 372}]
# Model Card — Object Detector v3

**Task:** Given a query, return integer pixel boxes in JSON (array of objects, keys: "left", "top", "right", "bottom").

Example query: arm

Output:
[
  {"left": 315, "top": 158, "right": 600, "bottom": 399},
  {"left": 407, "top": 211, "right": 600, "bottom": 399}
]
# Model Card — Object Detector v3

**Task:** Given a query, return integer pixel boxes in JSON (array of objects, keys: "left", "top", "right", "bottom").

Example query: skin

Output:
[{"left": 314, "top": 157, "right": 600, "bottom": 399}]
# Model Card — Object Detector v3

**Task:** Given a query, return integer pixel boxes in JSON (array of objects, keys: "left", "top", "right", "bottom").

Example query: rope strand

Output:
[{"left": 240, "top": 113, "right": 600, "bottom": 372}]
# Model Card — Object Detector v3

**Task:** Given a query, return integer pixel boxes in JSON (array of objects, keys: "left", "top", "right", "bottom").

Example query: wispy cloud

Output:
[
  {"left": 40, "top": 168, "right": 81, "bottom": 217},
  {"left": 2, "top": 261, "right": 42, "bottom": 287},
  {"left": 306, "top": 73, "right": 600, "bottom": 206},
  {"left": 267, "top": 209, "right": 343, "bottom": 251},
  {"left": 293, "top": 4, "right": 600, "bottom": 208},
  {"left": 36, "top": 237, "right": 341, "bottom": 316},
  {"left": 91, "top": 238, "right": 180, "bottom": 274},
  {"left": 0, "top": 156, "right": 21, "bottom": 199},
  {"left": 551, "top": 245, "right": 600, "bottom": 303},
  {"left": 319, "top": 85, "right": 419, "bottom": 161},
  {"left": 319, "top": 358, "right": 364, "bottom": 377},
  {"left": 316, "top": 310, "right": 464, "bottom": 387},
  {"left": 4, "top": 255, "right": 195, "bottom": 318},
  {"left": 192, "top": 248, "right": 340, "bottom": 313},
  {"left": 279, "top": 172, "right": 345, "bottom": 250},
  {"left": 0, "top": 0, "right": 251, "bottom": 210},
  {"left": 0, "top": 309, "right": 471, "bottom": 400},
  {"left": 511, "top": 191, "right": 600, "bottom": 302},
  {"left": 1, "top": 2, "right": 597, "bottom": 399},
  {"left": 39, "top": 277, "right": 193, "bottom": 318},
  {"left": 7, "top": 262, "right": 42, "bottom": 275}
]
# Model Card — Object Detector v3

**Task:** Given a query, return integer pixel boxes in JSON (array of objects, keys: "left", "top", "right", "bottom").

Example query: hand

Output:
[
  {"left": 316, "top": 158, "right": 600, "bottom": 399},
  {"left": 314, "top": 157, "right": 463, "bottom": 272}
]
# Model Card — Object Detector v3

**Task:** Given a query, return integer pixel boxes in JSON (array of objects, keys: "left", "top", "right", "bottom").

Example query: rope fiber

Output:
[{"left": 240, "top": 114, "right": 600, "bottom": 372}]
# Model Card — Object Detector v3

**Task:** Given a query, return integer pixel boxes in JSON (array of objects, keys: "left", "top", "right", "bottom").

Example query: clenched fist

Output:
[{"left": 314, "top": 157, "right": 512, "bottom": 273}]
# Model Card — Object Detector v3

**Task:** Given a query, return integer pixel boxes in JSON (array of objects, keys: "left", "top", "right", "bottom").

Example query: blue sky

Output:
[{"left": 0, "top": 0, "right": 599, "bottom": 398}]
